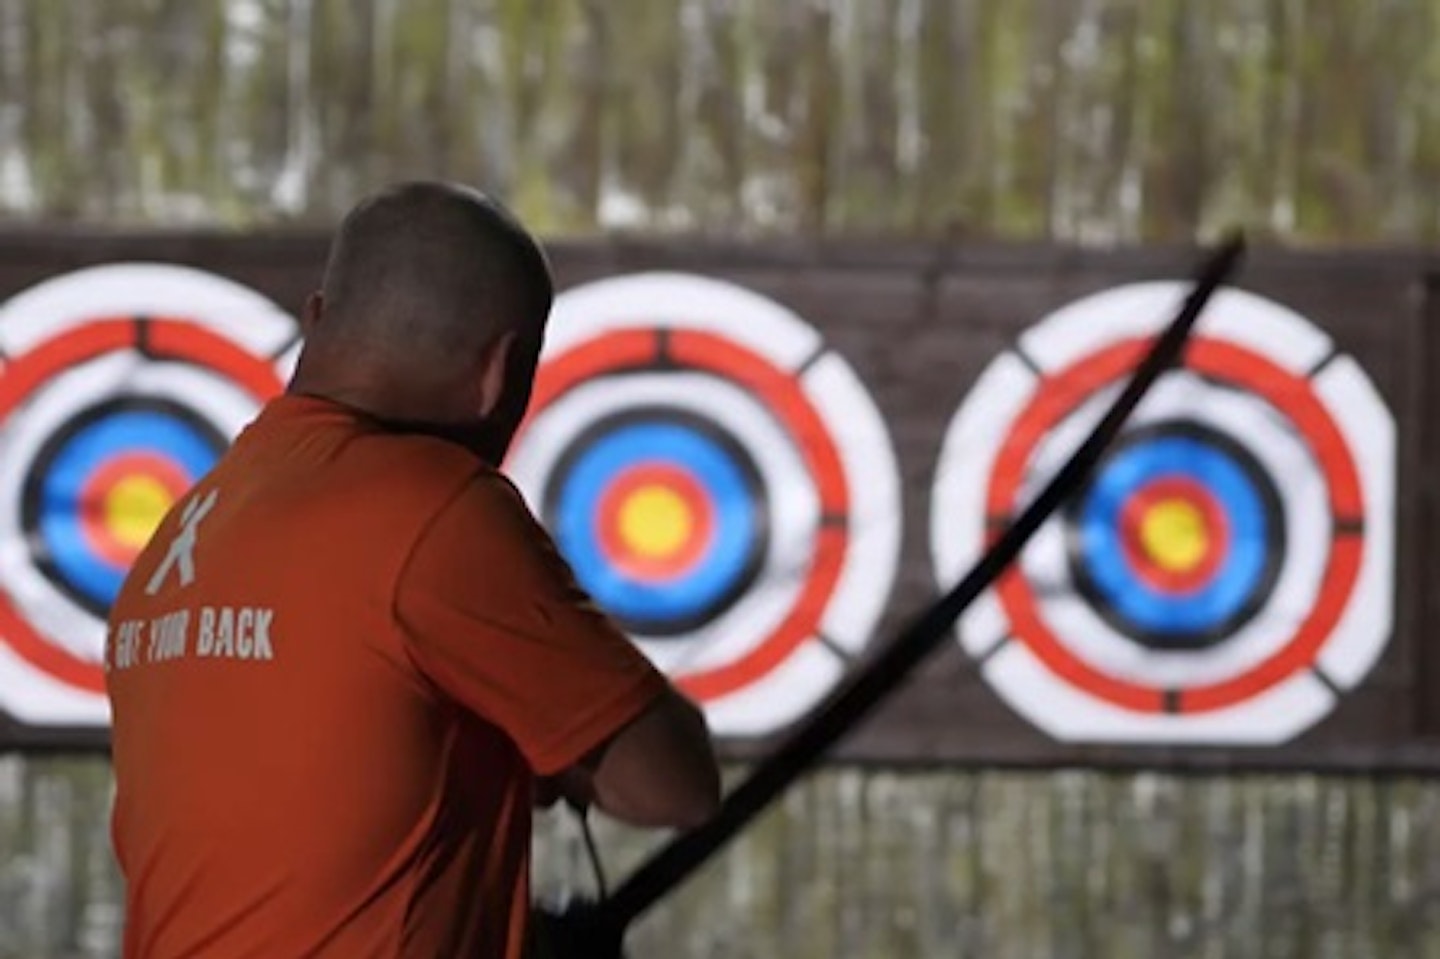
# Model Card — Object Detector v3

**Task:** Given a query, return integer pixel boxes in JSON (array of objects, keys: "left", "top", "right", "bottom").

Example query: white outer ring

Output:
[
  {"left": 0, "top": 263, "right": 298, "bottom": 358},
  {"left": 514, "top": 272, "right": 902, "bottom": 736},
  {"left": 543, "top": 272, "right": 823, "bottom": 370},
  {"left": 931, "top": 282, "right": 1394, "bottom": 744}
]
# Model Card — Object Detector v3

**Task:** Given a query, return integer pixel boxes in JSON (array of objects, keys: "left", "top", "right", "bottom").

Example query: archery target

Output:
[
  {"left": 508, "top": 273, "right": 901, "bottom": 736},
  {"left": 0, "top": 264, "right": 298, "bottom": 725},
  {"left": 931, "top": 282, "right": 1394, "bottom": 744}
]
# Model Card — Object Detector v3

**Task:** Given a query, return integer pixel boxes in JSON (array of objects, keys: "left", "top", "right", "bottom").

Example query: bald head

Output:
[
  {"left": 291, "top": 182, "right": 554, "bottom": 459},
  {"left": 318, "top": 182, "right": 552, "bottom": 358}
]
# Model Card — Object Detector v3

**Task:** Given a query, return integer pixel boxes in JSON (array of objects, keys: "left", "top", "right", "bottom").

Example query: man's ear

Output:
[
  {"left": 301, "top": 292, "right": 324, "bottom": 335},
  {"left": 476, "top": 329, "right": 519, "bottom": 419}
]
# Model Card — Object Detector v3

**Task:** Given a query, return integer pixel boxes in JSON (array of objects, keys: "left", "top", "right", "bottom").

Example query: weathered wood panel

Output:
[
  {"left": 0, "top": 0, "right": 1438, "bottom": 243},
  {"left": 0, "top": 758, "right": 118, "bottom": 958},
  {"left": 9, "top": 756, "right": 1440, "bottom": 958},
  {"left": 550, "top": 769, "right": 1440, "bottom": 959}
]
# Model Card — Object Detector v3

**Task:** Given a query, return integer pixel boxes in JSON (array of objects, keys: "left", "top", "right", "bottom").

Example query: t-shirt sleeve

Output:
[{"left": 394, "top": 471, "right": 669, "bottom": 776}]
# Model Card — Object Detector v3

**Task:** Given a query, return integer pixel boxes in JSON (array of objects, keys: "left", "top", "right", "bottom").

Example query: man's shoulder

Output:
[
  {"left": 354, "top": 430, "right": 486, "bottom": 490},
  {"left": 350, "top": 435, "right": 538, "bottom": 539}
]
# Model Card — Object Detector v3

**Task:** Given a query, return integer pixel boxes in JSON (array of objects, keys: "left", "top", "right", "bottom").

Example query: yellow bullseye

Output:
[
  {"left": 618, "top": 485, "right": 694, "bottom": 560},
  {"left": 1138, "top": 498, "right": 1210, "bottom": 573},
  {"left": 103, "top": 475, "right": 176, "bottom": 549}
]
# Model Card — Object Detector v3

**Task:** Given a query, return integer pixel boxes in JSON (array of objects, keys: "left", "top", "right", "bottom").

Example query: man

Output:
[{"left": 106, "top": 182, "right": 721, "bottom": 958}]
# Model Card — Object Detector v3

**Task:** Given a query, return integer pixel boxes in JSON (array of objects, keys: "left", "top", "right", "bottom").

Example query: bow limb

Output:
[{"left": 592, "top": 232, "right": 1248, "bottom": 938}]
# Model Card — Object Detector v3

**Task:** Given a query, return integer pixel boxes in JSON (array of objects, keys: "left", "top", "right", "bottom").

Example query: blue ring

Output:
[
  {"left": 1075, "top": 436, "right": 1270, "bottom": 637},
  {"left": 554, "top": 421, "right": 758, "bottom": 625},
  {"left": 38, "top": 410, "right": 216, "bottom": 607}
]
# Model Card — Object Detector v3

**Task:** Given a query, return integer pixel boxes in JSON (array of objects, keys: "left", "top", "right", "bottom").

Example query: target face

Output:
[
  {"left": 932, "top": 283, "right": 1395, "bottom": 744},
  {"left": 508, "top": 273, "right": 901, "bottom": 736},
  {"left": 0, "top": 264, "right": 298, "bottom": 726}
]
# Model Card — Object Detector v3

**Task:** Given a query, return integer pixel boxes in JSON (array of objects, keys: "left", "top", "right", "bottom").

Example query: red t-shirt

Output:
[{"left": 106, "top": 394, "right": 666, "bottom": 958}]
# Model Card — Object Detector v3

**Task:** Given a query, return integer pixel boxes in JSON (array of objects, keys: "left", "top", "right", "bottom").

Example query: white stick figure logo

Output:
[{"left": 144, "top": 489, "right": 218, "bottom": 596}]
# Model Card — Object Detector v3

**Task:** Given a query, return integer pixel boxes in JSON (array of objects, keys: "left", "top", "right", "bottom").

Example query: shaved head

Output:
[
  {"left": 318, "top": 182, "right": 552, "bottom": 360},
  {"left": 291, "top": 182, "right": 555, "bottom": 461}
]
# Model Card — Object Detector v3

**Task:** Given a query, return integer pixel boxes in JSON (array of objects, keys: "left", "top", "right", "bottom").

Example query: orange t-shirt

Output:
[{"left": 105, "top": 394, "right": 667, "bottom": 959}]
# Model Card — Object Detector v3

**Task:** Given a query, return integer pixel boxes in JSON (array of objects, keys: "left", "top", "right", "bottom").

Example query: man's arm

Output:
[
  {"left": 397, "top": 473, "right": 720, "bottom": 829},
  {"left": 544, "top": 685, "right": 719, "bottom": 829}
]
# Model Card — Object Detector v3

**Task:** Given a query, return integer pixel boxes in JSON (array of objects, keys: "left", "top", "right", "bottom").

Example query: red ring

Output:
[
  {"left": 515, "top": 329, "right": 849, "bottom": 701},
  {"left": 0, "top": 317, "right": 285, "bottom": 694},
  {"left": 595, "top": 463, "right": 715, "bottom": 583},
  {"left": 989, "top": 336, "right": 1364, "bottom": 714},
  {"left": 77, "top": 452, "right": 193, "bottom": 569}
]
